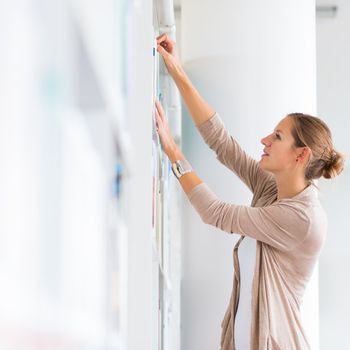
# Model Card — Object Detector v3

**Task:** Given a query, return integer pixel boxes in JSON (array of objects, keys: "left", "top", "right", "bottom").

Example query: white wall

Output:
[
  {"left": 316, "top": 1, "right": 350, "bottom": 348},
  {"left": 180, "top": 1, "right": 319, "bottom": 349}
]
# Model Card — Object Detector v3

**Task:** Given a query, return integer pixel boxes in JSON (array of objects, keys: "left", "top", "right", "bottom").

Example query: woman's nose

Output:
[
  {"left": 261, "top": 136, "right": 268, "bottom": 145},
  {"left": 261, "top": 135, "right": 271, "bottom": 146}
]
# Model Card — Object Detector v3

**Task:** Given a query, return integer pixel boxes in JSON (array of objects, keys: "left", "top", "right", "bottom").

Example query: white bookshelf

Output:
[
  {"left": 152, "top": 1, "right": 182, "bottom": 349},
  {"left": 66, "top": 0, "right": 130, "bottom": 348},
  {"left": 0, "top": 0, "right": 130, "bottom": 348}
]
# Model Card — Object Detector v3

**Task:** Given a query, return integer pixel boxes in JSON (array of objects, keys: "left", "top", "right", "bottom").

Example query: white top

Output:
[{"left": 234, "top": 236, "right": 257, "bottom": 350}]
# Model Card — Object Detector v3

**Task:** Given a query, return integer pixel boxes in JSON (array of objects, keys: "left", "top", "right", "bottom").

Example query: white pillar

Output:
[
  {"left": 317, "top": 1, "right": 350, "bottom": 349},
  {"left": 180, "top": 1, "right": 318, "bottom": 349}
]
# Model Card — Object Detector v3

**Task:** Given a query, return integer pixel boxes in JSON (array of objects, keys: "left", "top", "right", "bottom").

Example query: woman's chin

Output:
[
  {"left": 259, "top": 161, "right": 275, "bottom": 175},
  {"left": 258, "top": 158, "right": 265, "bottom": 165},
  {"left": 259, "top": 159, "right": 269, "bottom": 171}
]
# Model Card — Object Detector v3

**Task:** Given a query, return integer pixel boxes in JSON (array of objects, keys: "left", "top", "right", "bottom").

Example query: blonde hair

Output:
[{"left": 287, "top": 113, "right": 345, "bottom": 181}]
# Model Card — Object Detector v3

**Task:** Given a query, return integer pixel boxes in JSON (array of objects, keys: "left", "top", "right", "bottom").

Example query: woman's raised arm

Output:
[{"left": 157, "top": 33, "right": 215, "bottom": 127}]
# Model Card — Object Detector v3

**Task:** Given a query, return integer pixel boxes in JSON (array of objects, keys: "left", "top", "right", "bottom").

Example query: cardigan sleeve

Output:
[
  {"left": 186, "top": 182, "right": 310, "bottom": 252},
  {"left": 197, "top": 112, "right": 274, "bottom": 194}
]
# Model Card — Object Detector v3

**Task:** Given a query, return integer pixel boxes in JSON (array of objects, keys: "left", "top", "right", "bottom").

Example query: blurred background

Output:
[{"left": 0, "top": 0, "right": 348, "bottom": 349}]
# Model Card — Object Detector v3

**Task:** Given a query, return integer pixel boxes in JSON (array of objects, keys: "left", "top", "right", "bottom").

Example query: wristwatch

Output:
[{"left": 171, "top": 159, "right": 193, "bottom": 179}]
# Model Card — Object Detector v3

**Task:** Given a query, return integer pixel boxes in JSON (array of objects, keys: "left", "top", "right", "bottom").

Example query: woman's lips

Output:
[{"left": 262, "top": 149, "right": 269, "bottom": 157}]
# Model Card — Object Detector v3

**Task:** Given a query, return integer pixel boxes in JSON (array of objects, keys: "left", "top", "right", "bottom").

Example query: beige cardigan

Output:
[{"left": 185, "top": 112, "right": 327, "bottom": 350}]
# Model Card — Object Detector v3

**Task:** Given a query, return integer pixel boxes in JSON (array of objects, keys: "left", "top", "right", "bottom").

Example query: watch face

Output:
[
  {"left": 172, "top": 160, "right": 192, "bottom": 179},
  {"left": 176, "top": 161, "right": 184, "bottom": 174},
  {"left": 172, "top": 162, "right": 181, "bottom": 178}
]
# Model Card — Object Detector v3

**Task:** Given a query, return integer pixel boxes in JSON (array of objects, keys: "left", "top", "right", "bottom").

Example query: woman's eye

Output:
[{"left": 275, "top": 133, "right": 281, "bottom": 139}]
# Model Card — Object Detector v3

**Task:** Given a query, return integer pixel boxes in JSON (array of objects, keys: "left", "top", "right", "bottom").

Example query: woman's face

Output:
[{"left": 259, "top": 116, "right": 306, "bottom": 174}]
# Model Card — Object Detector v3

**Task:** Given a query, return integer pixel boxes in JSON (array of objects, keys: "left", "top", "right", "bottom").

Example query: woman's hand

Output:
[
  {"left": 156, "top": 33, "right": 181, "bottom": 76},
  {"left": 155, "top": 100, "right": 181, "bottom": 161}
]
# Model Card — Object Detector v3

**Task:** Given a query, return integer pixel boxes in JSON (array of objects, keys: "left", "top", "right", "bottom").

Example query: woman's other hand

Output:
[
  {"left": 154, "top": 100, "right": 178, "bottom": 159},
  {"left": 156, "top": 33, "right": 181, "bottom": 76}
]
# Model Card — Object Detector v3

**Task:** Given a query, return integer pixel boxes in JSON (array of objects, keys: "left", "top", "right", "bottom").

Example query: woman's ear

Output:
[{"left": 296, "top": 147, "right": 311, "bottom": 163}]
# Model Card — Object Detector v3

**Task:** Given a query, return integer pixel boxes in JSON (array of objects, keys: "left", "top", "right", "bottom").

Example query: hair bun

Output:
[{"left": 323, "top": 150, "right": 345, "bottom": 179}]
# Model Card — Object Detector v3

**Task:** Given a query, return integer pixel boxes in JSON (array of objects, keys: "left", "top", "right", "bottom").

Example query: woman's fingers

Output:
[
  {"left": 155, "top": 101, "right": 165, "bottom": 134},
  {"left": 156, "top": 33, "right": 174, "bottom": 54},
  {"left": 155, "top": 100, "right": 160, "bottom": 121},
  {"left": 157, "top": 43, "right": 172, "bottom": 61},
  {"left": 156, "top": 44, "right": 168, "bottom": 57},
  {"left": 155, "top": 100, "right": 165, "bottom": 121},
  {"left": 156, "top": 33, "right": 168, "bottom": 44},
  {"left": 154, "top": 100, "right": 174, "bottom": 155},
  {"left": 154, "top": 109, "right": 159, "bottom": 129}
]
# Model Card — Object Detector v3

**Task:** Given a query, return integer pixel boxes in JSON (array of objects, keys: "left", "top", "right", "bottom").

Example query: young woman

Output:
[{"left": 155, "top": 33, "right": 345, "bottom": 350}]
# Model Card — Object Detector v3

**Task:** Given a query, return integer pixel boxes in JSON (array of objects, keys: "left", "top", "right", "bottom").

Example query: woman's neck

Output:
[{"left": 275, "top": 174, "right": 310, "bottom": 201}]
